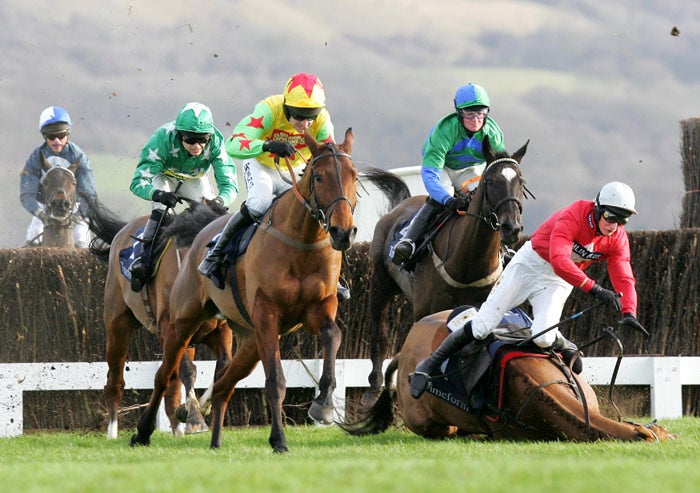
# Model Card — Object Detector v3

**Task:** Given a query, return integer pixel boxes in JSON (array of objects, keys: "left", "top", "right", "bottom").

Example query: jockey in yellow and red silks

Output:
[{"left": 199, "top": 74, "right": 347, "bottom": 298}]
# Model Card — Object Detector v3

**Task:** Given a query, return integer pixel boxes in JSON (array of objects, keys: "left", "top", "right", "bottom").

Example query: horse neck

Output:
[
  {"left": 41, "top": 224, "right": 74, "bottom": 248},
  {"left": 450, "top": 184, "right": 500, "bottom": 257},
  {"left": 271, "top": 178, "right": 327, "bottom": 244}
]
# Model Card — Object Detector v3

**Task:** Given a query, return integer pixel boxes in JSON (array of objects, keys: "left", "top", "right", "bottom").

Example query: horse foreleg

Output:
[
  {"left": 209, "top": 333, "right": 259, "bottom": 450},
  {"left": 179, "top": 348, "right": 209, "bottom": 434},
  {"left": 197, "top": 320, "right": 234, "bottom": 418},
  {"left": 309, "top": 318, "right": 341, "bottom": 424},
  {"left": 130, "top": 336, "right": 188, "bottom": 446},
  {"left": 104, "top": 313, "right": 139, "bottom": 440}
]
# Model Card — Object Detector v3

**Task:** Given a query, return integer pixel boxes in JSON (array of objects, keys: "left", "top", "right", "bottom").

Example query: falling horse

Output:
[
  {"left": 87, "top": 199, "right": 233, "bottom": 438},
  {"left": 35, "top": 154, "right": 80, "bottom": 248},
  {"left": 360, "top": 137, "right": 530, "bottom": 405},
  {"left": 340, "top": 309, "right": 674, "bottom": 442},
  {"left": 129, "top": 128, "right": 359, "bottom": 452}
]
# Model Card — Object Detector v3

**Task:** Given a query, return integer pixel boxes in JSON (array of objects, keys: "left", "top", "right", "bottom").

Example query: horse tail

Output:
[
  {"left": 82, "top": 195, "right": 128, "bottom": 261},
  {"left": 361, "top": 167, "right": 411, "bottom": 211},
  {"left": 337, "top": 355, "right": 399, "bottom": 436}
]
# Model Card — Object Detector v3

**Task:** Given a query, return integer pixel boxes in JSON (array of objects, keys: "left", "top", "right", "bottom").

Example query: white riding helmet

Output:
[{"left": 595, "top": 181, "right": 637, "bottom": 216}]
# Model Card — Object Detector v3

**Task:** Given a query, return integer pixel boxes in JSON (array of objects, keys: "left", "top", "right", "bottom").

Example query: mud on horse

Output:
[{"left": 129, "top": 128, "right": 359, "bottom": 452}]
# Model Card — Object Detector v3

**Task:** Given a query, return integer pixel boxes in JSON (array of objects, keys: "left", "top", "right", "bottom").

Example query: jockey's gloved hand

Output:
[
  {"left": 35, "top": 209, "right": 47, "bottom": 222},
  {"left": 589, "top": 284, "right": 622, "bottom": 313},
  {"left": 152, "top": 190, "right": 181, "bottom": 208},
  {"left": 445, "top": 196, "right": 469, "bottom": 212},
  {"left": 262, "top": 140, "right": 295, "bottom": 158},
  {"left": 620, "top": 313, "right": 649, "bottom": 337}
]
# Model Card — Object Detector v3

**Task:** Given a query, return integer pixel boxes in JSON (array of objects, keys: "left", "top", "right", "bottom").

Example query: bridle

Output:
[
  {"left": 469, "top": 157, "right": 526, "bottom": 231},
  {"left": 281, "top": 143, "right": 356, "bottom": 232},
  {"left": 41, "top": 165, "right": 77, "bottom": 225}
]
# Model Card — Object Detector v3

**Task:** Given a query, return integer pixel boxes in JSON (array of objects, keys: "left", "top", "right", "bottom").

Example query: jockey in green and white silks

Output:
[
  {"left": 128, "top": 102, "right": 238, "bottom": 293},
  {"left": 391, "top": 83, "right": 506, "bottom": 265},
  {"left": 130, "top": 103, "right": 237, "bottom": 209}
]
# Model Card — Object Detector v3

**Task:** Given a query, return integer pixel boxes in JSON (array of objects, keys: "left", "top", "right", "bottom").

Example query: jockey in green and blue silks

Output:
[{"left": 390, "top": 83, "right": 506, "bottom": 265}]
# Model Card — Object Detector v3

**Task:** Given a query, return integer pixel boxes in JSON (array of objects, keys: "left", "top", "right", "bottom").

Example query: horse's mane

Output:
[{"left": 157, "top": 201, "right": 227, "bottom": 249}]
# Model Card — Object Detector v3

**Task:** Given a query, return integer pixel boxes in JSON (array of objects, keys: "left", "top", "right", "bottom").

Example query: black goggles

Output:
[
  {"left": 288, "top": 110, "right": 318, "bottom": 121},
  {"left": 602, "top": 208, "right": 630, "bottom": 225},
  {"left": 180, "top": 133, "right": 212, "bottom": 145}
]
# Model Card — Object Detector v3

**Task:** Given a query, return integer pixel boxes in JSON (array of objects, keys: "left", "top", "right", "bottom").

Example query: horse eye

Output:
[{"left": 314, "top": 175, "right": 322, "bottom": 183}]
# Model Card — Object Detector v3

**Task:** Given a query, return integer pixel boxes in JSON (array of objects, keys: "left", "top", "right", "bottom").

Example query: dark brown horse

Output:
[
  {"left": 88, "top": 200, "right": 233, "bottom": 438},
  {"left": 129, "top": 128, "right": 359, "bottom": 452},
  {"left": 36, "top": 154, "right": 79, "bottom": 248},
  {"left": 361, "top": 138, "right": 529, "bottom": 405},
  {"left": 341, "top": 310, "right": 674, "bottom": 442}
]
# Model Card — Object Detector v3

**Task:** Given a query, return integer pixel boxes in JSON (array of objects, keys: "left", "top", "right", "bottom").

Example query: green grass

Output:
[{"left": 2, "top": 418, "right": 698, "bottom": 493}]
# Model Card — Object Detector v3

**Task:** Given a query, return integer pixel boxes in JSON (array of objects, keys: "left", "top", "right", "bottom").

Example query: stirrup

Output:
[
  {"left": 391, "top": 239, "right": 416, "bottom": 265},
  {"left": 408, "top": 371, "right": 431, "bottom": 399}
]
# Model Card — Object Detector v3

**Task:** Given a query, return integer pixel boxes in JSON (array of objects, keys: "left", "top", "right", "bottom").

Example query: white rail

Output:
[{"left": 1, "top": 356, "right": 698, "bottom": 438}]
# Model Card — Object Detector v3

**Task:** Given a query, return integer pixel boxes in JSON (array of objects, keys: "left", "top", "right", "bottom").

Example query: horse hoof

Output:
[
  {"left": 130, "top": 433, "right": 150, "bottom": 447},
  {"left": 308, "top": 402, "right": 334, "bottom": 425},
  {"left": 185, "top": 422, "right": 209, "bottom": 434},
  {"left": 174, "top": 405, "right": 188, "bottom": 423},
  {"left": 272, "top": 444, "right": 289, "bottom": 454}
]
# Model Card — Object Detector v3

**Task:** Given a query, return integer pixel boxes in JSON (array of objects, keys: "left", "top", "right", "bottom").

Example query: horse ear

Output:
[
  {"left": 304, "top": 131, "right": 321, "bottom": 155},
  {"left": 341, "top": 127, "right": 354, "bottom": 154},
  {"left": 69, "top": 160, "right": 79, "bottom": 173},
  {"left": 512, "top": 139, "right": 530, "bottom": 163},
  {"left": 40, "top": 152, "right": 51, "bottom": 172}
]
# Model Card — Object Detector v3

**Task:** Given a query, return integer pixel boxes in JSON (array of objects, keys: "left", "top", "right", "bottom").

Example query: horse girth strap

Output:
[
  {"left": 428, "top": 243, "right": 503, "bottom": 288},
  {"left": 258, "top": 221, "right": 331, "bottom": 250}
]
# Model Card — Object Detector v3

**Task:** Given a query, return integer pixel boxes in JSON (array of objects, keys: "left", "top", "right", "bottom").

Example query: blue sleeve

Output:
[{"left": 421, "top": 166, "right": 451, "bottom": 205}]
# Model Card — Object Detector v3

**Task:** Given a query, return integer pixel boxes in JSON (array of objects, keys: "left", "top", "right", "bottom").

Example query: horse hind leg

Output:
[
  {"left": 178, "top": 349, "right": 209, "bottom": 435},
  {"left": 362, "top": 254, "right": 401, "bottom": 408}
]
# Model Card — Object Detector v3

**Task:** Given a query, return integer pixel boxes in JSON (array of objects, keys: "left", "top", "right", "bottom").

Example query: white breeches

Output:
[
  {"left": 470, "top": 240, "right": 574, "bottom": 348},
  {"left": 242, "top": 158, "right": 296, "bottom": 219},
  {"left": 151, "top": 174, "right": 215, "bottom": 211}
]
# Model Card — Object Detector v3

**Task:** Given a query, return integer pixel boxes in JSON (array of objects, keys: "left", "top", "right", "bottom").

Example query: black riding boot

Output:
[
  {"left": 129, "top": 209, "right": 163, "bottom": 292},
  {"left": 391, "top": 199, "right": 442, "bottom": 265},
  {"left": 409, "top": 321, "right": 476, "bottom": 399},
  {"left": 198, "top": 204, "right": 254, "bottom": 289}
]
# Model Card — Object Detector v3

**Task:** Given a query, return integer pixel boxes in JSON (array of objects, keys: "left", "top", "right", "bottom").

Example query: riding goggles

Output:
[
  {"left": 288, "top": 110, "right": 318, "bottom": 122},
  {"left": 180, "top": 132, "right": 212, "bottom": 145},
  {"left": 459, "top": 109, "right": 489, "bottom": 121},
  {"left": 602, "top": 208, "right": 630, "bottom": 225},
  {"left": 44, "top": 131, "right": 70, "bottom": 141}
]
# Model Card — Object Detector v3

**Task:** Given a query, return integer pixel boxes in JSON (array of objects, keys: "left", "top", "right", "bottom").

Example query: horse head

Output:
[
  {"left": 40, "top": 153, "right": 78, "bottom": 225},
  {"left": 478, "top": 136, "right": 529, "bottom": 245},
  {"left": 302, "top": 127, "right": 359, "bottom": 251}
]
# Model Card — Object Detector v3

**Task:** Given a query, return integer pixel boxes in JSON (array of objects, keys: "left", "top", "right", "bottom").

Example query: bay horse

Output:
[
  {"left": 341, "top": 310, "right": 674, "bottom": 442},
  {"left": 361, "top": 137, "right": 529, "bottom": 405},
  {"left": 36, "top": 153, "right": 79, "bottom": 248},
  {"left": 87, "top": 199, "right": 233, "bottom": 438},
  {"left": 129, "top": 128, "right": 359, "bottom": 452}
]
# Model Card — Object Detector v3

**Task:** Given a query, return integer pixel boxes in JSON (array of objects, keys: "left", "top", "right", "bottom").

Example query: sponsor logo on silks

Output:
[{"left": 571, "top": 241, "right": 603, "bottom": 262}]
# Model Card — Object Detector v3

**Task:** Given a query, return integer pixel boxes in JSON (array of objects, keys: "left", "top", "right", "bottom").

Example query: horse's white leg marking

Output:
[{"left": 107, "top": 420, "right": 118, "bottom": 440}]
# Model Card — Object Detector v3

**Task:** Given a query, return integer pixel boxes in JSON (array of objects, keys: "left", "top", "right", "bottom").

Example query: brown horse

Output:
[
  {"left": 36, "top": 154, "right": 79, "bottom": 248},
  {"left": 129, "top": 128, "right": 359, "bottom": 452},
  {"left": 361, "top": 137, "right": 529, "bottom": 405},
  {"left": 341, "top": 310, "right": 674, "bottom": 442},
  {"left": 87, "top": 199, "right": 233, "bottom": 438}
]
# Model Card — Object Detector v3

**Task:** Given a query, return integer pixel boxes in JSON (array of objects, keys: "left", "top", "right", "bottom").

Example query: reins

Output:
[{"left": 276, "top": 143, "right": 355, "bottom": 232}]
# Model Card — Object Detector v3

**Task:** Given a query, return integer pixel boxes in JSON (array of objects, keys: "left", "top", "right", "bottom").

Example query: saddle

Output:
[
  {"left": 425, "top": 305, "right": 554, "bottom": 416},
  {"left": 390, "top": 208, "right": 455, "bottom": 272}
]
